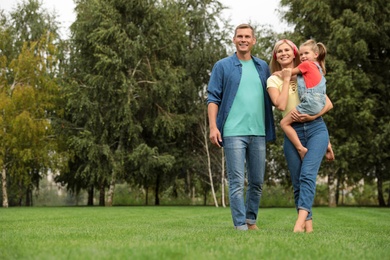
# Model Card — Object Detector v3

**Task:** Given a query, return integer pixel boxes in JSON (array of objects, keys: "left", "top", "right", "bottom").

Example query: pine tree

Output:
[{"left": 280, "top": 0, "right": 390, "bottom": 206}]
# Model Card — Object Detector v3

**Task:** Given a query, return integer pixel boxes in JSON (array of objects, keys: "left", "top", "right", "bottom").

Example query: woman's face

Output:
[{"left": 275, "top": 43, "right": 296, "bottom": 68}]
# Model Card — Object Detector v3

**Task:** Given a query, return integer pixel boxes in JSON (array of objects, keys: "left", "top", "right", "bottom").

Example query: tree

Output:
[
  {"left": 174, "top": 0, "right": 230, "bottom": 206},
  {"left": 280, "top": 0, "right": 390, "bottom": 206},
  {"left": 0, "top": 0, "right": 65, "bottom": 207},
  {"left": 62, "top": 0, "right": 230, "bottom": 206},
  {"left": 0, "top": 35, "right": 63, "bottom": 207}
]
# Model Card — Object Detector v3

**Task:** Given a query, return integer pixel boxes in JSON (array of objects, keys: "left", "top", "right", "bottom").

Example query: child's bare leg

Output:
[{"left": 281, "top": 113, "right": 308, "bottom": 160}]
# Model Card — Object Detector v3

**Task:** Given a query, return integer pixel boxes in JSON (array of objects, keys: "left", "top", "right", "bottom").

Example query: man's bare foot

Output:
[
  {"left": 297, "top": 147, "right": 308, "bottom": 160},
  {"left": 247, "top": 223, "right": 259, "bottom": 230},
  {"left": 305, "top": 219, "right": 313, "bottom": 233}
]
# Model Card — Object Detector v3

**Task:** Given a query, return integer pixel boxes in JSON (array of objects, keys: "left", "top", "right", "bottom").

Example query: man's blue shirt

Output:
[{"left": 207, "top": 53, "right": 276, "bottom": 143}]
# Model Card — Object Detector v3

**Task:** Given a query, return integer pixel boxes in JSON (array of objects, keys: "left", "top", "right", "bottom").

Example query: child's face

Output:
[{"left": 299, "top": 45, "right": 319, "bottom": 62}]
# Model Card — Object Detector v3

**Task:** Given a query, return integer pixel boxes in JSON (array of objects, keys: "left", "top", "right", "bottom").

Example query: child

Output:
[{"left": 279, "top": 39, "right": 327, "bottom": 160}]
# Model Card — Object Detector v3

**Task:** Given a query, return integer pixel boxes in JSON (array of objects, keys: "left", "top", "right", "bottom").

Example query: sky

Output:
[{"left": 1, "top": 0, "right": 290, "bottom": 38}]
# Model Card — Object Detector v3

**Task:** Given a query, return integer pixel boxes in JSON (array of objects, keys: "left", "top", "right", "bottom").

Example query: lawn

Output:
[{"left": 1, "top": 206, "right": 389, "bottom": 260}]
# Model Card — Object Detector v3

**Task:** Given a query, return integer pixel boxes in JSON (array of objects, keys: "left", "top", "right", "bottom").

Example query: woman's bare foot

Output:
[
  {"left": 294, "top": 209, "right": 309, "bottom": 233},
  {"left": 305, "top": 219, "right": 313, "bottom": 233},
  {"left": 297, "top": 147, "right": 308, "bottom": 160},
  {"left": 293, "top": 221, "right": 305, "bottom": 233}
]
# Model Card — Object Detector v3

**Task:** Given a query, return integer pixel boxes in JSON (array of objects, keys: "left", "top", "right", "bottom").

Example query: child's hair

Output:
[
  {"left": 300, "top": 39, "right": 327, "bottom": 75},
  {"left": 269, "top": 39, "right": 301, "bottom": 73}
]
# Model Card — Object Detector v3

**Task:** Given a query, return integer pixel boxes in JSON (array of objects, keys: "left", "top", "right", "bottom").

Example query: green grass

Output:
[{"left": 1, "top": 207, "right": 389, "bottom": 260}]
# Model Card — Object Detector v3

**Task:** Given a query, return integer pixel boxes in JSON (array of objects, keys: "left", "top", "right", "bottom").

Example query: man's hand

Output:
[{"left": 209, "top": 127, "right": 222, "bottom": 148}]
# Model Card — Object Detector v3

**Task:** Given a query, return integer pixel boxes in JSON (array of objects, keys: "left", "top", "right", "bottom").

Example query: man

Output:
[{"left": 207, "top": 24, "right": 275, "bottom": 230}]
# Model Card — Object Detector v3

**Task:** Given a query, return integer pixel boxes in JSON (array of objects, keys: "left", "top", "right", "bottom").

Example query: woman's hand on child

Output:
[{"left": 291, "top": 110, "right": 316, "bottom": 123}]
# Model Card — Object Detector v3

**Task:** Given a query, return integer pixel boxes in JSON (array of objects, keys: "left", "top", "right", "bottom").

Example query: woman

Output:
[{"left": 267, "top": 39, "right": 334, "bottom": 232}]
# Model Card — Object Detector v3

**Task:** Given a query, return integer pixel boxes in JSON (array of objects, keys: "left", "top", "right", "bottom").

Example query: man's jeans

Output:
[
  {"left": 283, "top": 117, "right": 329, "bottom": 220},
  {"left": 223, "top": 136, "right": 266, "bottom": 230}
]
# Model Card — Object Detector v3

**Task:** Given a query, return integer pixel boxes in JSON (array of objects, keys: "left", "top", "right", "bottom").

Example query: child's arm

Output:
[
  {"left": 290, "top": 67, "right": 302, "bottom": 76},
  {"left": 273, "top": 67, "right": 302, "bottom": 78}
]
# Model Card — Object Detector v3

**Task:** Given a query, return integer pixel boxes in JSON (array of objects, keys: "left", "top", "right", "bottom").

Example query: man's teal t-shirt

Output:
[{"left": 223, "top": 59, "right": 265, "bottom": 137}]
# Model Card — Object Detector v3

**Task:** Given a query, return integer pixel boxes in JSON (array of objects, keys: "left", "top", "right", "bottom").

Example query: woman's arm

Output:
[
  {"left": 267, "top": 69, "right": 293, "bottom": 111},
  {"left": 325, "top": 142, "right": 335, "bottom": 161}
]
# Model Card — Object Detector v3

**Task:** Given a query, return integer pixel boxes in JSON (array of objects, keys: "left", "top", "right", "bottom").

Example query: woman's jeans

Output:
[
  {"left": 283, "top": 117, "right": 329, "bottom": 220},
  {"left": 223, "top": 136, "right": 266, "bottom": 230}
]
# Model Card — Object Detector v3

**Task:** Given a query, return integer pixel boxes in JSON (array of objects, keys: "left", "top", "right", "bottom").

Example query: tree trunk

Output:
[
  {"left": 106, "top": 173, "right": 116, "bottom": 207},
  {"left": 75, "top": 192, "right": 80, "bottom": 206},
  {"left": 186, "top": 170, "right": 193, "bottom": 201},
  {"left": 2, "top": 166, "right": 8, "bottom": 208},
  {"left": 155, "top": 174, "right": 160, "bottom": 205},
  {"left": 191, "top": 185, "right": 196, "bottom": 203},
  {"left": 376, "top": 171, "right": 385, "bottom": 206},
  {"left": 18, "top": 182, "right": 23, "bottom": 206},
  {"left": 387, "top": 182, "right": 390, "bottom": 207},
  {"left": 87, "top": 186, "right": 94, "bottom": 206},
  {"left": 187, "top": 171, "right": 196, "bottom": 204},
  {"left": 99, "top": 184, "right": 105, "bottom": 206},
  {"left": 202, "top": 113, "right": 218, "bottom": 207},
  {"left": 25, "top": 186, "right": 32, "bottom": 207},
  {"left": 335, "top": 174, "right": 340, "bottom": 206},
  {"left": 145, "top": 184, "right": 149, "bottom": 206},
  {"left": 221, "top": 149, "right": 226, "bottom": 208},
  {"left": 107, "top": 144, "right": 120, "bottom": 207},
  {"left": 328, "top": 173, "right": 337, "bottom": 207}
]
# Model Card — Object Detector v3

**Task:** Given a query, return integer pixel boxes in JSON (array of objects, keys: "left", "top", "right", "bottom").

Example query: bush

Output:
[{"left": 261, "top": 184, "right": 295, "bottom": 207}]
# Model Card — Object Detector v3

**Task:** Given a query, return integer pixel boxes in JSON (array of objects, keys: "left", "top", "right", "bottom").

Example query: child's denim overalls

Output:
[{"left": 296, "top": 63, "right": 326, "bottom": 115}]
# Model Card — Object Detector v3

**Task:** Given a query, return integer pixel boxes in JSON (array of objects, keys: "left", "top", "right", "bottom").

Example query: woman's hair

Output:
[
  {"left": 269, "top": 39, "right": 301, "bottom": 73},
  {"left": 300, "top": 39, "right": 327, "bottom": 75}
]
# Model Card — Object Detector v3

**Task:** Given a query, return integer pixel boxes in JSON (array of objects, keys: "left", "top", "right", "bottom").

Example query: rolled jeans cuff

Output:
[
  {"left": 235, "top": 224, "right": 248, "bottom": 231},
  {"left": 246, "top": 219, "right": 256, "bottom": 225}
]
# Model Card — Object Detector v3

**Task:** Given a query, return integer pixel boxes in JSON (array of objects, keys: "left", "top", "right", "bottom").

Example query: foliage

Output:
[
  {"left": 0, "top": 0, "right": 65, "bottom": 206},
  {"left": 2, "top": 0, "right": 389, "bottom": 207},
  {"left": 59, "top": 0, "right": 230, "bottom": 205},
  {"left": 280, "top": 0, "right": 390, "bottom": 206}
]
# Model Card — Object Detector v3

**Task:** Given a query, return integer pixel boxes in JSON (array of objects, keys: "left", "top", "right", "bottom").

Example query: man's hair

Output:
[{"left": 234, "top": 24, "right": 254, "bottom": 37}]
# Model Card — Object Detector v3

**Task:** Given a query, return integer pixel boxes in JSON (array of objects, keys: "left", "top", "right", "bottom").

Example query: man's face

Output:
[{"left": 233, "top": 28, "right": 256, "bottom": 54}]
